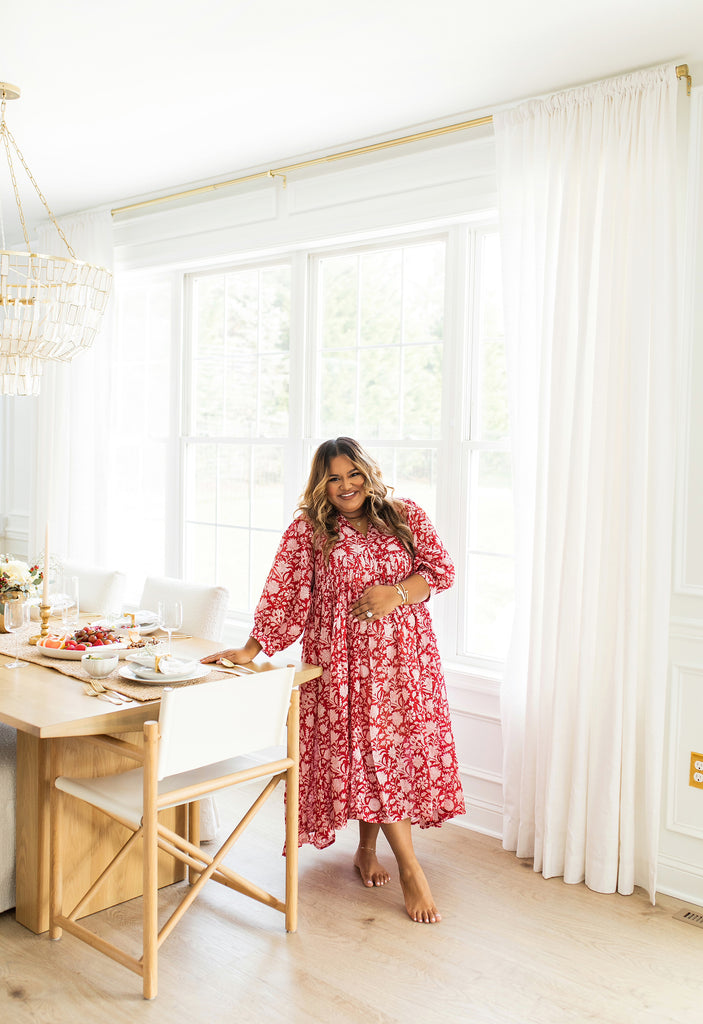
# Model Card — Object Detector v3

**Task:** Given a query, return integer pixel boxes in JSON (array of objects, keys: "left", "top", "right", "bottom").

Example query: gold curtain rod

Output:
[
  {"left": 111, "top": 65, "right": 692, "bottom": 218},
  {"left": 111, "top": 114, "right": 494, "bottom": 217}
]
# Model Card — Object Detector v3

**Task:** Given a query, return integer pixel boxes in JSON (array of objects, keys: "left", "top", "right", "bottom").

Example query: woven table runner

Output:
[{"left": 0, "top": 624, "right": 229, "bottom": 702}]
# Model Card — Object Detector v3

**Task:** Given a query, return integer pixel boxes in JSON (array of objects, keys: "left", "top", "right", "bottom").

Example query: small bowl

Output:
[{"left": 81, "top": 652, "right": 119, "bottom": 678}]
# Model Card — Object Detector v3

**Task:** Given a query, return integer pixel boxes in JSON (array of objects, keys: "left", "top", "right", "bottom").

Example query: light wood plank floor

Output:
[{"left": 1, "top": 783, "right": 702, "bottom": 1023}]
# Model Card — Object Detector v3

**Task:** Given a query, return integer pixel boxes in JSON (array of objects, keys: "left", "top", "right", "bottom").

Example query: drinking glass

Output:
[
  {"left": 3, "top": 599, "right": 29, "bottom": 669},
  {"left": 157, "top": 600, "right": 182, "bottom": 656},
  {"left": 61, "top": 575, "right": 80, "bottom": 632}
]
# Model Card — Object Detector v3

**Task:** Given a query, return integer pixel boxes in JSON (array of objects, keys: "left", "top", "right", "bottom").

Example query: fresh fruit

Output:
[
  {"left": 70, "top": 625, "right": 121, "bottom": 648},
  {"left": 39, "top": 626, "right": 122, "bottom": 650},
  {"left": 38, "top": 635, "right": 65, "bottom": 649}
]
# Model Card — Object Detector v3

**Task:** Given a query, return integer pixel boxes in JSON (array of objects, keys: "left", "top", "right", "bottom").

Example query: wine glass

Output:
[
  {"left": 157, "top": 600, "right": 182, "bottom": 656},
  {"left": 3, "top": 599, "right": 29, "bottom": 669}
]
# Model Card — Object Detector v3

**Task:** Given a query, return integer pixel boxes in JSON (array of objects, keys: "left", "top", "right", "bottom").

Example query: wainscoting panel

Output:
[{"left": 446, "top": 668, "right": 503, "bottom": 839}]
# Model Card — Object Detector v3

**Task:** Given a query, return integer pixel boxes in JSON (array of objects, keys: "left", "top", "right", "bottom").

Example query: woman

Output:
[{"left": 204, "top": 437, "right": 465, "bottom": 923}]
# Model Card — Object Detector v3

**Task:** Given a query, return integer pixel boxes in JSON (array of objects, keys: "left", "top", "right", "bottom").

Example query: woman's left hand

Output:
[{"left": 350, "top": 585, "right": 402, "bottom": 623}]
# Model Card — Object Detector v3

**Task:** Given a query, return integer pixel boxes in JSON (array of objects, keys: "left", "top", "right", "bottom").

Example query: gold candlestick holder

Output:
[{"left": 29, "top": 603, "right": 52, "bottom": 646}]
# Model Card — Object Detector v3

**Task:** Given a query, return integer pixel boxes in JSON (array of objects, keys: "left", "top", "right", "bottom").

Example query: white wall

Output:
[{"left": 659, "top": 86, "right": 703, "bottom": 906}]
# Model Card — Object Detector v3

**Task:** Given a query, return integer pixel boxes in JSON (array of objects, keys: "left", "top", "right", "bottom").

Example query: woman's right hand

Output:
[{"left": 201, "top": 636, "right": 262, "bottom": 665}]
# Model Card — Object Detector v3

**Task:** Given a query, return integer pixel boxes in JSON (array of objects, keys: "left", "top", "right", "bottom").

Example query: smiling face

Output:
[{"left": 325, "top": 455, "right": 367, "bottom": 518}]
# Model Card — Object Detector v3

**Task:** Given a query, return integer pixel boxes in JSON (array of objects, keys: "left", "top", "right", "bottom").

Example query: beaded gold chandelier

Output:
[{"left": 0, "top": 82, "right": 112, "bottom": 396}]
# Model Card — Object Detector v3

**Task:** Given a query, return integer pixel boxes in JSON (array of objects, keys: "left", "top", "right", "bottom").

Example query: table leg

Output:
[{"left": 15, "top": 731, "right": 186, "bottom": 934}]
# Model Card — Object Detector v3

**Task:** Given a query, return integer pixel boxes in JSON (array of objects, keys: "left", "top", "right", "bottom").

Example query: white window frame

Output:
[{"left": 115, "top": 211, "right": 510, "bottom": 670}]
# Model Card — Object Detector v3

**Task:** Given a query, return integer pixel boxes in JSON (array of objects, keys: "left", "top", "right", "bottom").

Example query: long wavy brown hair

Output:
[{"left": 298, "top": 437, "right": 415, "bottom": 561}]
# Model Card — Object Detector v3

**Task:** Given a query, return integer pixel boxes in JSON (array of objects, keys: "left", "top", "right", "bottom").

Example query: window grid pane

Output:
[
  {"left": 317, "top": 240, "right": 445, "bottom": 442},
  {"left": 460, "top": 230, "right": 514, "bottom": 662},
  {"left": 184, "top": 262, "right": 292, "bottom": 616}
]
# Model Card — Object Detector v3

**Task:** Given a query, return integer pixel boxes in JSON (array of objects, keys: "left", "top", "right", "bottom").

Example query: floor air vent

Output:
[{"left": 673, "top": 909, "right": 703, "bottom": 929}]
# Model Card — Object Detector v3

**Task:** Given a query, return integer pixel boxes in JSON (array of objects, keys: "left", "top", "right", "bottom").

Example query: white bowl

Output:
[{"left": 81, "top": 652, "right": 120, "bottom": 678}]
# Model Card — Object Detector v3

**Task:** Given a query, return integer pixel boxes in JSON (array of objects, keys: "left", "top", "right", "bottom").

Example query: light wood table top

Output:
[{"left": 0, "top": 634, "right": 321, "bottom": 738}]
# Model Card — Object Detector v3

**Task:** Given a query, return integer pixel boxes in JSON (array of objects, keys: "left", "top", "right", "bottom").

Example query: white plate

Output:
[
  {"left": 118, "top": 662, "right": 210, "bottom": 685},
  {"left": 38, "top": 641, "right": 131, "bottom": 661},
  {"left": 125, "top": 654, "right": 199, "bottom": 679},
  {"left": 125, "top": 652, "right": 196, "bottom": 669},
  {"left": 95, "top": 612, "right": 160, "bottom": 636}
]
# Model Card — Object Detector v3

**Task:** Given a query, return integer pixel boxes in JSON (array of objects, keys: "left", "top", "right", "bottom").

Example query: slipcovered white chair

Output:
[
  {"left": 60, "top": 560, "right": 127, "bottom": 615},
  {"left": 0, "top": 724, "right": 16, "bottom": 913},
  {"left": 139, "top": 576, "right": 230, "bottom": 842},
  {"left": 139, "top": 576, "right": 229, "bottom": 643},
  {"left": 50, "top": 666, "right": 299, "bottom": 1000}
]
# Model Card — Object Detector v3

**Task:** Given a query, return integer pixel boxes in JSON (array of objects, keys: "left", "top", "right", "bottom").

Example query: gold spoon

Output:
[{"left": 218, "top": 658, "right": 255, "bottom": 673}]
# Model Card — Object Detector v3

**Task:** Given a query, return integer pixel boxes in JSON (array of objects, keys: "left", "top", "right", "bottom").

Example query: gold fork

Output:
[{"left": 83, "top": 679, "right": 129, "bottom": 704}]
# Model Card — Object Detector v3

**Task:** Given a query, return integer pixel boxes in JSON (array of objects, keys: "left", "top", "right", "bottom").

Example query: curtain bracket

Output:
[{"left": 676, "top": 64, "right": 692, "bottom": 97}]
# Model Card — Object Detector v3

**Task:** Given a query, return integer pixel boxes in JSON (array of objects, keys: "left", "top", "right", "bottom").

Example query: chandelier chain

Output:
[
  {"left": 1, "top": 128, "right": 31, "bottom": 250},
  {"left": 1, "top": 89, "right": 30, "bottom": 250},
  {"left": 0, "top": 90, "right": 76, "bottom": 259},
  {"left": 2, "top": 123, "right": 77, "bottom": 259}
]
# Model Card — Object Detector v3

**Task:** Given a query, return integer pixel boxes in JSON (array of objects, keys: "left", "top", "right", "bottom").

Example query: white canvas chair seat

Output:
[
  {"left": 50, "top": 667, "right": 298, "bottom": 1000},
  {"left": 55, "top": 754, "right": 259, "bottom": 826}
]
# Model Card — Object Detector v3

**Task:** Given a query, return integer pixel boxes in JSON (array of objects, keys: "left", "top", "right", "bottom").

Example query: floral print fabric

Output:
[{"left": 251, "top": 499, "right": 466, "bottom": 849}]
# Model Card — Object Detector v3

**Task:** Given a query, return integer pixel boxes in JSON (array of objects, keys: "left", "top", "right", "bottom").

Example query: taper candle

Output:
[{"left": 42, "top": 523, "right": 49, "bottom": 605}]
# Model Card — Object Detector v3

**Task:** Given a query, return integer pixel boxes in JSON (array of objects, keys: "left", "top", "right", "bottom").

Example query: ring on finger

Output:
[{"left": 366, "top": 609, "right": 373, "bottom": 618}]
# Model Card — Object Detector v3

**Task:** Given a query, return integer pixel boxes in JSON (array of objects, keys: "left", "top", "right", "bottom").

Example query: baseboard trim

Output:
[{"left": 657, "top": 854, "right": 703, "bottom": 909}]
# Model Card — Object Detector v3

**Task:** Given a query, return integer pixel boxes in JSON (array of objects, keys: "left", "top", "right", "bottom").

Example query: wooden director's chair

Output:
[{"left": 49, "top": 666, "right": 299, "bottom": 999}]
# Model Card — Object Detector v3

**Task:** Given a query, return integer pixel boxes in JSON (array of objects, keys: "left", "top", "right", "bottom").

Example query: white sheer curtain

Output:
[
  {"left": 28, "top": 210, "right": 115, "bottom": 566},
  {"left": 495, "top": 65, "right": 680, "bottom": 901}
]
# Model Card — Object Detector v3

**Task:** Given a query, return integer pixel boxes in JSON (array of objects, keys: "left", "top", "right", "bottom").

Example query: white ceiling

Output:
[{"left": 1, "top": 0, "right": 702, "bottom": 231}]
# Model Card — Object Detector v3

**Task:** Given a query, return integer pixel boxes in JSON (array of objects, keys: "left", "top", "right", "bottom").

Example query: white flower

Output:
[
  {"left": 2, "top": 560, "right": 32, "bottom": 585},
  {"left": 0, "top": 556, "right": 42, "bottom": 597}
]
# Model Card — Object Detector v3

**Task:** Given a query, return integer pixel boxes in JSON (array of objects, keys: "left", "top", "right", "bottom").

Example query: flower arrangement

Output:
[{"left": 0, "top": 556, "right": 43, "bottom": 599}]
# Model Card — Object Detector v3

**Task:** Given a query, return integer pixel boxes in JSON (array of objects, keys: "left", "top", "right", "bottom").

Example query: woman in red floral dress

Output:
[{"left": 204, "top": 437, "right": 465, "bottom": 923}]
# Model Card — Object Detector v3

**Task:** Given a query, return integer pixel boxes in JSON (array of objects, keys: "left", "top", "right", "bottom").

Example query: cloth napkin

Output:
[{"left": 127, "top": 654, "right": 199, "bottom": 680}]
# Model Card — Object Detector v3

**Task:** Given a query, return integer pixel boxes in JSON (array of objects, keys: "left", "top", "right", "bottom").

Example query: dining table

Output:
[{"left": 0, "top": 619, "right": 321, "bottom": 934}]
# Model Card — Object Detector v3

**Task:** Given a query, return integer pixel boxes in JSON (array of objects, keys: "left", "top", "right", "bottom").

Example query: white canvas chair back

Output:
[
  {"left": 139, "top": 576, "right": 229, "bottom": 641},
  {"left": 61, "top": 561, "right": 126, "bottom": 614},
  {"left": 157, "top": 668, "right": 295, "bottom": 779}
]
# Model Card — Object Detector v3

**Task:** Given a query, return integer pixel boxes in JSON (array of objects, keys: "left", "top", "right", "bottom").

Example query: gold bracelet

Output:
[{"left": 393, "top": 582, "right": 409, "bottom": 605}]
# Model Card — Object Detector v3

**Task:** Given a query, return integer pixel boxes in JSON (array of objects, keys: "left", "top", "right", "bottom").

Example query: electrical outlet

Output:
[{"left": 689, "top": 752, "right": 703, "bottom": 789}]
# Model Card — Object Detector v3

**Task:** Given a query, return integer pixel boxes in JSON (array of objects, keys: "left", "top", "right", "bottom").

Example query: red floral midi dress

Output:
[{"left": 251, "top": 499, "right": 466, "bottom": 849}]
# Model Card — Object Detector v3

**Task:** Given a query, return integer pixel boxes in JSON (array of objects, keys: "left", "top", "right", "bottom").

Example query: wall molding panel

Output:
[{"left": 674, "top": 88, "right": 703, "bottom": 596}]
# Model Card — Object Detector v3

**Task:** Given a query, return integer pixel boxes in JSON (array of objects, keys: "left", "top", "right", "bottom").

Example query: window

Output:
[{"left": 112, "top": 220, "right": 513, "bottom": 667}]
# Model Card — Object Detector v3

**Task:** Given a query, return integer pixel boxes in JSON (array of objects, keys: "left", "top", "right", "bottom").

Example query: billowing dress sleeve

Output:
[
  {"left": 250, "top": 517, "right": 315, "bottom": 656},
  {"left": 404, "top": 499, "right": 455, "bottom": 595}
]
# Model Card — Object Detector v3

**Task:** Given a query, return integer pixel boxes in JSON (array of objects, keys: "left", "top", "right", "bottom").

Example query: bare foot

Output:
[
  {"left": 399, "top": 861, "right": 441, "bottom": 923},
  {"left": 353, "top": 846, "right": 391, "bottom": 887}
]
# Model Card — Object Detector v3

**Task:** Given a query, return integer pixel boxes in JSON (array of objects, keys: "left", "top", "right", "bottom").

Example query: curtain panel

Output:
[
  {"left": 495, "top": 65, "right": 680, "bottom": 900},
  {"left": 29, "top": 210, "right": 115, "bottom": 568}
]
